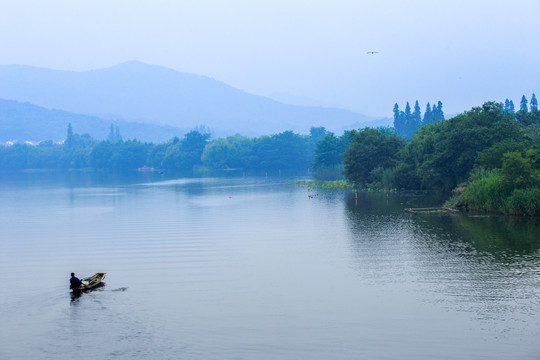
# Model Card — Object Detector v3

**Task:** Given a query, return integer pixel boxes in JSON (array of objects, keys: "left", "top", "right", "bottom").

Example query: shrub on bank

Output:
[
  {"left": 454, "top": 174, "right": 509, "bottom": 212},
  {"left": 447, "top": 149, "right": 540, "bottom": 216},
  {"left": 504, "top": 188, "right": 540, "bottom": 216}
]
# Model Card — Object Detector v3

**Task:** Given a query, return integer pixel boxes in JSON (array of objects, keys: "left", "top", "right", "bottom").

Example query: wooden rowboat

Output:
[{"left": 71, "top": 272, "right": 106, "bottom": 292}]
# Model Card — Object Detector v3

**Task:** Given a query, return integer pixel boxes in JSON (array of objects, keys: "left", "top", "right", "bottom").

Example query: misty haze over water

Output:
[
  {"left": 1, "top": 1, "right": 540, "bottom": 358},
  {"left": 0, "top": 173, "right": 538, "bottom": 359}
]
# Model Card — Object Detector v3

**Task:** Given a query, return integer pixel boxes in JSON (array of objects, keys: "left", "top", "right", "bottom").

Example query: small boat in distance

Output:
[{"left": 71, "top": 272, "right": 106, "bottom": 292}]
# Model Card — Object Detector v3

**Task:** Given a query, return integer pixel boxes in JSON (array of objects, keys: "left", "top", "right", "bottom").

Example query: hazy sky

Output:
[{"left": 1, "top": 0, "right": 539, "bottom": 117}]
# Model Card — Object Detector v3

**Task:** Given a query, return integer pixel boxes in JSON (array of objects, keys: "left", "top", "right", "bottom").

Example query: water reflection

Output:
[
  {"left": 70, "top": 291, "right": 83, "bottom": 303},
  {"left": 2, "top": 174, "right": 539, "bottom": 359},
  {"left": 450, "top": 215, "right": 540, "bottom": 256},
  {"left": 111, "top": 287, "right": 129, "bottom": 292},
  {"left": 0, "top": 170, "right": 168, "bottom": 189},
  {"left": 345, "top": 191, "right": 540, "bottom": 259},
  {"left": 69, "top": 283, "right": 106, "bottom": 305},
  {"left": 344, "top": 191, "right": 403, "bottom": 216},
  {"left": 344, "top": 191, "right": 540, "bottom": 330}
]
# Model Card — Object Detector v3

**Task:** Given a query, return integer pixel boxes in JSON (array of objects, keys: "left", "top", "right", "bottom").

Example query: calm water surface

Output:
[{"left": 0, "top": 173, "right": 539, "bottom": 359}]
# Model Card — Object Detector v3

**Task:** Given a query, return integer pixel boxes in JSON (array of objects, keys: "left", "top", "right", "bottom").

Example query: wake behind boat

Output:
[{"left": 70, "top": 272, "right": 106, "bottom": 292}]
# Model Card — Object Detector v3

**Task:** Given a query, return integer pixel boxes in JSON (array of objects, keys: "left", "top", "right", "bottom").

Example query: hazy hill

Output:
[
  {"left": 0, "top": 61, "right": 371, "bottom": 135},
  {"left": 0, "top": 98, "right": 186, "bottom": 143}
]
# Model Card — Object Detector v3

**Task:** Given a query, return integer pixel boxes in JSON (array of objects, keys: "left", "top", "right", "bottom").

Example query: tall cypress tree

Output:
[
  {"left": 66, "top": 123, "right": 74, "bottom": 147},
  {"left": 423, "top": 102, "right": 433, "bottom": 124},
  {"left": 433, "top": 101, "right": 444, "bottom": 121},
  {"left": 413, "top": 101, "right": 422, "bottom": 127},
  {"left": 393, "top": 103, "right": 404, "bottom": 137},
  {"left": 404, "top": 102, "right": 412, "bottom": 130},
  {"left": 108, "top": 124, "right": 115, "bottom": 141},
  {"left": 520, "top": 95, "right": 529, "bottom": 113},
  {"left": 404, "top": 102, "right": 413, "bottom": 139},
  {"left": 393, "top": 103, "right": 400, "bottom": 124},
  {"left": 404, "top": 102, "right": 411, "bottom": 119},
  {"left": 115, "top": 126, "right": 122, "bottom": 142},
  {"left": 508, "top": 100, "right": 515, "bottom": 113},
  {"left": 530, "top": 93, "right": 538, "bottom": 112},
  {"left": 504, "top": 99, "right": 511, "bottom": 113},
  {"left": 107, "top": 124, "right": 122, "bottom": 142}
]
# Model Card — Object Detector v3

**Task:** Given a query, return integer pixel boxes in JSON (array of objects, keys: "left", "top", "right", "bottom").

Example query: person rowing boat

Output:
[{"left": 70, "top": 272, "right": 82, "bottom": 289}]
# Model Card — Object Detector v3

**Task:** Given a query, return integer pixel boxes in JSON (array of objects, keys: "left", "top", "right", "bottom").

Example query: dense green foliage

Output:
[
  {"left": 0, "top": 133, "right": 98, "bottom": 169},
  {"left": 446, "top": 149, "right": 540, "bottom": 216},
  {"left": 3, "top": 96, "right": 539, "bottom": 216},
  {"left": 393, "top": 100, "right": 444, "bottom": 139},
  {"left": 342, "top": 100, "right": 540, "bottom": 215},
  {"left": 311, "top": 131, "right": 351, "bottom": 178},
  {"left": 0, "top": 124, "right": 322, "bottom": 176},
  {"left": 343, "top": 128, "right": 405, "bottom": 189},
  {"left": 310, "top": 127, "right": 395, "bottom": 180},
  {"left": 394, "top": 102, "right": 526, "bottom": 191},
  {"left": 162, "top": 131, "right": 211, "bottom": 172},
  {"left": 453, "top": 98, "right": 540, "bottom": 215},
  {"left": 201, "top": 130, "right": 318, "bottom": 174}
]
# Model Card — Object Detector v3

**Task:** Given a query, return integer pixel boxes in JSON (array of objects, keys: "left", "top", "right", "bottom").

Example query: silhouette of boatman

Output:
[{"left": 70, "top": 272, "right": 82, "bottom": 289}]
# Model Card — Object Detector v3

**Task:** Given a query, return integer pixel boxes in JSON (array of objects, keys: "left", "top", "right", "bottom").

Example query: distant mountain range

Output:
[
  {"left": 0, "top": 61, "right": 379, "bottom": 140},
  {"left": 0, "top": 99, "right": 185, "bottom": 143}
]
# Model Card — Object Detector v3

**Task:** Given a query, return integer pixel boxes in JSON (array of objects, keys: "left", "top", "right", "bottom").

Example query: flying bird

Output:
[{"left": 366, "top": 51, "right": 379, "bottom": 54}]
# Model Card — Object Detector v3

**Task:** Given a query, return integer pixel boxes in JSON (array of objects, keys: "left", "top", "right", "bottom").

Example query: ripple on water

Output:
[{"left": 1, "top": 176, "right": 540, "bottom": 359}]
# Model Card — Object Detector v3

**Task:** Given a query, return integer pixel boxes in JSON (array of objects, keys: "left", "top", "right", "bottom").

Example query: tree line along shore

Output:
[{"left": 1, "top": 99, "right": 539, "bottom": 216}]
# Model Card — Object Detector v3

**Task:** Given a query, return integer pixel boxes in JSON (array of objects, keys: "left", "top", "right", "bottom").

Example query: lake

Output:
[{"left": 0, "top": 172, "right": 539, "bottom": 359}]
